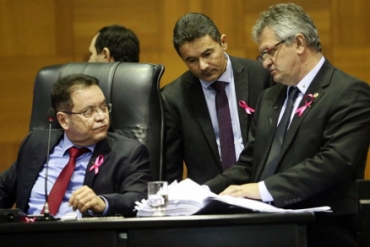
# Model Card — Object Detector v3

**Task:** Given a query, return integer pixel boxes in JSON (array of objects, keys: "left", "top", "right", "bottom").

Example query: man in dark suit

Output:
[
  {"left": 205, "top": 3, "right": 370, "bottom": 247},
  {"left": 162, "top": 12, "right": 271, "bottom": 184},
  {"left": 0, "top": 74, "right": 152, "bottom": 218}
]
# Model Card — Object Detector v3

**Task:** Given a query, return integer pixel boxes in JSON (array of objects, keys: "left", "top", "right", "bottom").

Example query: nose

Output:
[
  {"left": 262, "top": 58, "right": 272, "bottom": 69},
  {"left": 199, "top": 58, "right": 208, "bottom": 70},
  {"left": 93, "top": 108, "right": 107, "bottom": 120}
]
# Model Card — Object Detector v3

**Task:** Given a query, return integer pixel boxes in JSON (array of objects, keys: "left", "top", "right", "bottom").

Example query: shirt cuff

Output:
[
  {"left": 88, "top": 196, "right": 109, "bottom": 216},
  {"left": 258, "top": 181, "right": 274, "bottom": 202}
]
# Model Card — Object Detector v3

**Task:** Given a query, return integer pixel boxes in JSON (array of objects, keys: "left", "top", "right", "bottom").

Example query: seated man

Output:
[{"left": 0, "top": 74, "right": 152, "bottom": 218}]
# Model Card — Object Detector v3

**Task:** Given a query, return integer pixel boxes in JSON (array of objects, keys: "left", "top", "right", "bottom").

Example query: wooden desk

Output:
[{"left": 0, "top": 212, "right": 314, "bottom": 247}]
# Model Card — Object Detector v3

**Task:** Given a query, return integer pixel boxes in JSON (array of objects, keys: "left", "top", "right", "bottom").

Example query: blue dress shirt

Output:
[{"left": 28, "top": 133, "right": 96, "bottom": 218}]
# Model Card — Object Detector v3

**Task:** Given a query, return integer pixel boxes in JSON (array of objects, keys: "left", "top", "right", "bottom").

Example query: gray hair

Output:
[{"left": 251, "top": 3, "right": 322, "bottom": 52}]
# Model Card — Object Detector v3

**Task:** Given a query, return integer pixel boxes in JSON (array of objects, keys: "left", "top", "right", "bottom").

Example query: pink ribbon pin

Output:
[
  {"left": 239, "top": 100, "right": 255, "bottom": 115},
  {"left": 23, "top": 217, "right": 36, "bottom": 223},
  {"left": 89, "top": 154, "right": 104, "bottom": 174},
  {"left": 295, "top": 94, "right": 316, "bottom": 117}
]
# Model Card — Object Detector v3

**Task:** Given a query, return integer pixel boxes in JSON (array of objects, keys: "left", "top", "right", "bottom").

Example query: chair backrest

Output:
[
  {"left": 356, "top": 179, "right": 370, "bottom": 247},
  {"left": 29, "top": 62, "right": 165, "bottom": 180}
]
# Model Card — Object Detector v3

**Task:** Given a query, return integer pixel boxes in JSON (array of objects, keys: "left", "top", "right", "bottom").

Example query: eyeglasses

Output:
[
  {"left": 256, "top": 39, "right": 286, "bottom": 62},
  {"left": 61, "top": 103, "right": 112, "bottom": 118}
]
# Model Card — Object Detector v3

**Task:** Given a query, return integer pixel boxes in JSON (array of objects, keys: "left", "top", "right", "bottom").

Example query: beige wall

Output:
[{"left": 1, "top": 0, "right": 369, "bottom": 177}]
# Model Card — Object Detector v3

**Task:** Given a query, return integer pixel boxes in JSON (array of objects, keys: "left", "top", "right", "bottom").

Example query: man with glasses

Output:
[
  {"left": 205, "top": 3, "right": 370, "bottom": 247},
  {"left": 256, "top": 39, "right": 288, "bottom": 63},
  {"left": 0, "top": 74, "right": 152, "bottom": 218}
]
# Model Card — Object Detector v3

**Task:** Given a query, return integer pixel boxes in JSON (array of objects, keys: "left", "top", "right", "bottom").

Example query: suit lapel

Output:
[
  {"left": 84, "top": 138, "right": 111, "bottom": 187},
  {"left": 22, "top": 130, "right": 63, "bottom": 207},
  {"left": 281, "top": 60, "right": 333, "bottom": 154},
  {"left": 30, "top": 131, "right": 63, "bottom": 179},
  {"left": 186, "top": 76, "right": 220, "bottom": 162},
  {"left": 232, "top": 57, "right": 250, "bottom": 142},
  {"left": 255, "top": 85, "right": 287, "bottom": 179}
]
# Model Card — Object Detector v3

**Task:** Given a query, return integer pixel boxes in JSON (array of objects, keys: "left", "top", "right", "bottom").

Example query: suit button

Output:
[{"left": 284, "top": 200, "right": 288, "bottom": 205}]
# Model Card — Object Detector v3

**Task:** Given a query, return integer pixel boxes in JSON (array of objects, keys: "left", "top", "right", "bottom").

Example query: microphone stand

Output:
[{"left": 42, "top": 108, "right": 56, "bottom": 221}]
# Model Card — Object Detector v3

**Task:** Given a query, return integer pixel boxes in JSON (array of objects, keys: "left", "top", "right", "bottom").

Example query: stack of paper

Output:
[{"left": 134, "top": 179, "right": 331, "bottom": 217}]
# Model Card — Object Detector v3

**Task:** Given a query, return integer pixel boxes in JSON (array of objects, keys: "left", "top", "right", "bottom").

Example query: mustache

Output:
[{"left": 200, "top": 68, "right": 213, "bottom": 76}]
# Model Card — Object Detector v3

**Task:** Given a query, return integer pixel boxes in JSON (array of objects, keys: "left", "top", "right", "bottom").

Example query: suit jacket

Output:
[
  {"left": 161, "top": 56, "right": 271, "bottom": 184},
  {"left": 206, "top": 60, "right": 370, "bottom": 216},
  {"left": 0, "top": 129, "right": 152, "bottom": 217}
]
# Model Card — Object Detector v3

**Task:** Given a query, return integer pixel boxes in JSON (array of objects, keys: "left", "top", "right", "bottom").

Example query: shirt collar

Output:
[
  {"left": 61, "top": 133, "right": 95, "bottom": 155},
  {"left": 295, "top": 56, "right": 325, "bottom": 94},
  {"left": 199, "top": 52, "right": 233, "bottom": 90}
]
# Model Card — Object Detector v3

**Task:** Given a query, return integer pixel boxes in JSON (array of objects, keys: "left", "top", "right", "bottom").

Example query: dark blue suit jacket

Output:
[
  {"left": 162, "top": 56, "right": 271, "bottom": 184},
  {"left": 206, "top": 60, "right": 370, "bottom": 216},
  {"left": 0, "top": 130, "right": 152, "bottom": 217}
]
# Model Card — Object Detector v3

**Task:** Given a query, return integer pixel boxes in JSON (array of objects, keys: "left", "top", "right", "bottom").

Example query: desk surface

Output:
[
  {"left": 0, "top": 212, "right": 314, "bottom": 247},
  {"left": 0, "top": 211, "right": 314, "bottom": 232}
]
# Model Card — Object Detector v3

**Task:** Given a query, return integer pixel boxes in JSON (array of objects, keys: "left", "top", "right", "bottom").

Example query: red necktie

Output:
[
  {"left": 211, "top": 81, "right": 236, "bottom": 171},
  {"left": 47, "top": 146, "right": 89, "bottom": 215}
]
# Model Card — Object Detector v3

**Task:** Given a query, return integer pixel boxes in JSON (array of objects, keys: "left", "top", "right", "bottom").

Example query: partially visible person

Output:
[
  {"left": 88, "top": 24, "right": 140, "bottom": 62},
  {"left": 161, "top": 12, "right": 271, "bottom": 185},
  {"left": 0, "top": 74, "right": 151, "bottom": 218},
  {"left": 205, "top": 3, "right": 370, "bottom": 247}
]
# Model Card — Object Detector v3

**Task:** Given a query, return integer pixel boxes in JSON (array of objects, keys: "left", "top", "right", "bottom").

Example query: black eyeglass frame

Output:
[
  {"left": 61, "top": 103, "right": 112, "bottom": 118},
  {"left": 256, "top": 39, "right": 287, "bottom": 62}
]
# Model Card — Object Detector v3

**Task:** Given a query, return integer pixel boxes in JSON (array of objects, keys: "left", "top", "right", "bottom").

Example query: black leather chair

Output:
[
  {"left": 29, "top": 62, "right": 165, "bottom": 180},
  {"left": 357, "top": 179, "right": 370, "bottom": 247}
]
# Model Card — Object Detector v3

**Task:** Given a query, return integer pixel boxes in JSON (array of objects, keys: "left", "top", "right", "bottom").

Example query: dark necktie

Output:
[
  {"left": 211, "top": 81, "right": 236, "bottom": 171},
  {"left": 260, "top": 87, "right": 300, "bottom": 180},
  {"left": 46, "top": 146, "right": 89, "bottom": 215}
]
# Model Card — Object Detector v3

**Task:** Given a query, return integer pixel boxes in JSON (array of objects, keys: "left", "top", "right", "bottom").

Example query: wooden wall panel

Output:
[
  {"left": 0, "top": 0, "right": 369, "bottom": 179},
  {"left": 0, "top": 0, "right": 57, "bottom": 56},
  {"left": 54, "top": 0, "right": 74, "bottom": 56},
  {"left": 72, "top": 0, "right": 164, "bottom": 59},
  {"left": 332, "top": 0, "right": 369, "bottom": 46}
]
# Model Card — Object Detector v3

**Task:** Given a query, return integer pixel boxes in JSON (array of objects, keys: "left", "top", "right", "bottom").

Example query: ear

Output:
[
  {"left": 220, "top": 34, "right": 228, "bottom": 50},
  {"left": 102, "top": 48, "right": 114, "bottom": 62},
  {"left": 295, "top": 34, "right": 306, "bottom": 55},
  {"left": 57, "top": 112, "right": 69, "bottom": 131}
]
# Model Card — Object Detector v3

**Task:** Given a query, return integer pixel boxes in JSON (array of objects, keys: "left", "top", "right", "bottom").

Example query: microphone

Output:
[{"left": 43, "top": 108, "right": 55, "bottom": 221}]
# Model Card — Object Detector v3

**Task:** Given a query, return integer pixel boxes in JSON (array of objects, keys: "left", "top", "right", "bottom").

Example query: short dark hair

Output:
[
  {"left": 95, "top": 24, "right": 140, "bottom": 62},
  {"left": 51, "top": 74, "right": 99, "bottom": 112},
  {"left": 173, "top": 12, "right": 221, "bottom": 55}
]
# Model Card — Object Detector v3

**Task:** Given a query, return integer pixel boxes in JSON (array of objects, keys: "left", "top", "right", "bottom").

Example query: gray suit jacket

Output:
[
  {"left": 0, "top": 130, "right": 152, "bottom": 217},
  {"left": 206, "top": 60, "right": 370, "bottom": 216},
  {"left": 162, "top": 56, "right": 271, "bottom": 184}
]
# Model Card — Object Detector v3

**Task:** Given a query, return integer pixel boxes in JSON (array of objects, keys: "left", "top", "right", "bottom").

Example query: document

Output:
[{"left": 135, "top": 179, "right": 331, "bottom": 217}]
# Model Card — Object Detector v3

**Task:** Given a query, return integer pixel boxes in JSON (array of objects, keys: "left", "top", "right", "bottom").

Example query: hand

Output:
[
  {"left": 220, "top": 183, "right": 261, "bottom": 200},
  {"left": 68, "top": 185, "right": 106, "bottom": 214}
]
